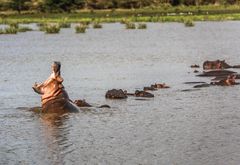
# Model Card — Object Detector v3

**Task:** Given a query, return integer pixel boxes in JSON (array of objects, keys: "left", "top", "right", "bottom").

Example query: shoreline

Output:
[{"left": 1, "top": 5, "right": 240, "bottom": 23}]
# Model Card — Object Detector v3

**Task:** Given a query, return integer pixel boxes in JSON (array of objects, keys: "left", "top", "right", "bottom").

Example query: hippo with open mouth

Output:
[
  {"left": 203, "top": 60, "right": 240, "bottom": 70},
  {"left": 32, "top": 62, "right": 79, "bottom": 113}
]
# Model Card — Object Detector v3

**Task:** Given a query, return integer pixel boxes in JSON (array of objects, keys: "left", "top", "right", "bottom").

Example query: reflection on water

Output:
[
  {"left": 40, "top": 113, "right": 73, "bottom": 165},
  {"left": 1, "top": 22, "right": 240, "bottom": 164}
]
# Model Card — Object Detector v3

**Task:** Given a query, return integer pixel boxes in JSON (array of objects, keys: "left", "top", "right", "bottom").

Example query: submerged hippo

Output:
[
  {"left": 124, "top": 90, "right": 154, "bottom": 98},
  {"left": 211, "top": 74, "right": 238, "bottom": 86},
  {"left": 74, "top": 99, "right": 111, "bottom": 108},
  {"left": 151, "top": 83, "right": 170, "bottom": 89},
  {"left": 105, "top": 89, "right": 127, "bottom": 99},
  {"left": 203, "top": 60, "right": 240, "bottom": 70},
  {"left": 135, "top": 90, "right": 154, "bottom": 98},
  {"left": 203, "top": 60, "right": 230, "bottom": 70},
  {"left": 74, "top": 99, "right": 92, "bottom": 107},
  {"left": 143, "top": 86, "right": 157, "bottom": 91},
  {"left": 32, "top": 62, "right": 79, "bottom": 113},
  {"left": 144, "top": 83, "right": 170, "bottom": 91}
]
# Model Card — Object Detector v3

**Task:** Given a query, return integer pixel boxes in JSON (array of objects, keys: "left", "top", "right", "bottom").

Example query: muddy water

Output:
[{"left": 1, "top": 22, "right": 240, "bottom": 164}]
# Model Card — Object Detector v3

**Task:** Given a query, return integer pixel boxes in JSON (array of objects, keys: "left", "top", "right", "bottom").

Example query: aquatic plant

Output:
[
  {"left": 137, "top": 23, "right": 147, "bottom": 29},
  {"left": 4, "top": 26, "right": 18, "bottom": 34},
  {"left": 93, "top": 22, "right": 102, "bottom": 29},
  {"left": 75, "top": 24, "right": 87, "bottom": 33},
  {"left": 9, "top": 22, "right": 19, "bottom": 29},
  {"left": 44, "top": 23, "right": 60, "bottom": 34},
  {"left": 184, "top": 19, "right": 195, "bottom": 27},
  {"left": 125, "top": 22, "right": 136, "bottom": 29},
  {"left": 0, "top": 29, "right": 4, "bottom": 34}
]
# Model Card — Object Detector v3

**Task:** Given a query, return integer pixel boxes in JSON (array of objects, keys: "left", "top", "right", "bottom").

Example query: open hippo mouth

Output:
[{"left": 52, "top": 61, "right": 61, "bottom": 76}]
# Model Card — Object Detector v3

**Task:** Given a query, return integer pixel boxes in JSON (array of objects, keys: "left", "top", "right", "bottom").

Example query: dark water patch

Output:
[
  {"left": 184, "top": 81, "right": 206, "bottom": 84},
  {"left": 181, "top": 89, "right": 201, "bottom": 92}
]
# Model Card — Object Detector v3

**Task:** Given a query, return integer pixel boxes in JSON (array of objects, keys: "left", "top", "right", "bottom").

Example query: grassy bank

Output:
[{"left": 1, "top": 5, "right": 240, "bottom": 24}]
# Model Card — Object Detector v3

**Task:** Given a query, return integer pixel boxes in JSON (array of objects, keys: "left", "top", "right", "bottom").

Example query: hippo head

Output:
[{"left": 32, "top": 61, "right": 67, "bottom": 105}]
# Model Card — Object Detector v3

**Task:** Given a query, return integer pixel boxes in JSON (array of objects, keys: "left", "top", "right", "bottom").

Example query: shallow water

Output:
[{"left": 1, "top": 22, "right": 240, "bottom": 164}]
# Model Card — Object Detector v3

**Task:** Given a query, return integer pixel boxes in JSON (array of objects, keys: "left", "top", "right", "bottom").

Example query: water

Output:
[{"left": 1, "top": 22, "right": 240, "bottom": 164}]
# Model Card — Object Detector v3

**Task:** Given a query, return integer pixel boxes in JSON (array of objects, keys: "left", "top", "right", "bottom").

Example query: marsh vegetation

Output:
[
  {"left": 44, "top": 23, "right": 60, "bottom": 34},
  {"left": 75, "top": 24, "right": 87, "bottom": 33},
  {"left": 92, "top": 22, "right": 102, "bottom": 28},
  {"left": 137, "top": 23, "right": 147, "bottom": 29},
  {"left": 125, "top": 22, "right": 136, "bottom": 29}
]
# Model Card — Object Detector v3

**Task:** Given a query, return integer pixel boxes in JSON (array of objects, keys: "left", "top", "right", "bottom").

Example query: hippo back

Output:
[{"left": 203, "top": 60, "right": 231, "bottom": 70}]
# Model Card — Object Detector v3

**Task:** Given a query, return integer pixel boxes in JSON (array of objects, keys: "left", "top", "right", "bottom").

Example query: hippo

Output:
[
  {"left": 211, "top": 74, "right": 238, "bottom": 86},
  {"left": 74, "top": 99, "right": 111, "bottom": 108},
  {"left": 105, "top": 89, "right": 127, "bottom": 99},
  {"left": 151, "top": 83, "right": 170, "bottom": 89},
  {"left": 123, "top": 90, "right": 154, "bottom": 98},
  {"left": 32, "top": 62, "right": 79, "bottom": 113},
  {"left": 135, "top": 90, "right": 154, "bottom": 98},
  {"left": 143, "top": 86, "right": 157, "bottom": 91},
  {"left": 212, "top": 74, "right": 240, "bottom": 81},
  {"left": 203, "top": 60, "right": 231, "bottom": 70},
  {"left": 74, "top": 99, "right": 92, "bottom": 107},
  {"left": 143, "top": 83, "right": 169, "bottom": 91},
  {"left": 203, "top": 60, "right": 240, "bottom": 70}
]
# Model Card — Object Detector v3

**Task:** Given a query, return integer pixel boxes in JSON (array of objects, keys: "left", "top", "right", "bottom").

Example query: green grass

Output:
[{"left": 75, "top": 24, "right": 87, "bottom": 33}]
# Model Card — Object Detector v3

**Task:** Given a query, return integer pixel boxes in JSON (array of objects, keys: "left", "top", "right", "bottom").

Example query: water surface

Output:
[{"left": 1, "top": 22, "right": 240, "bottom": 164}]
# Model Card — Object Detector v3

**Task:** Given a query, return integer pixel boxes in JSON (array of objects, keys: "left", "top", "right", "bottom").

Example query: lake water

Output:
[{"left": 1, "top": 22, "right": 240, "bottom": 165}]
